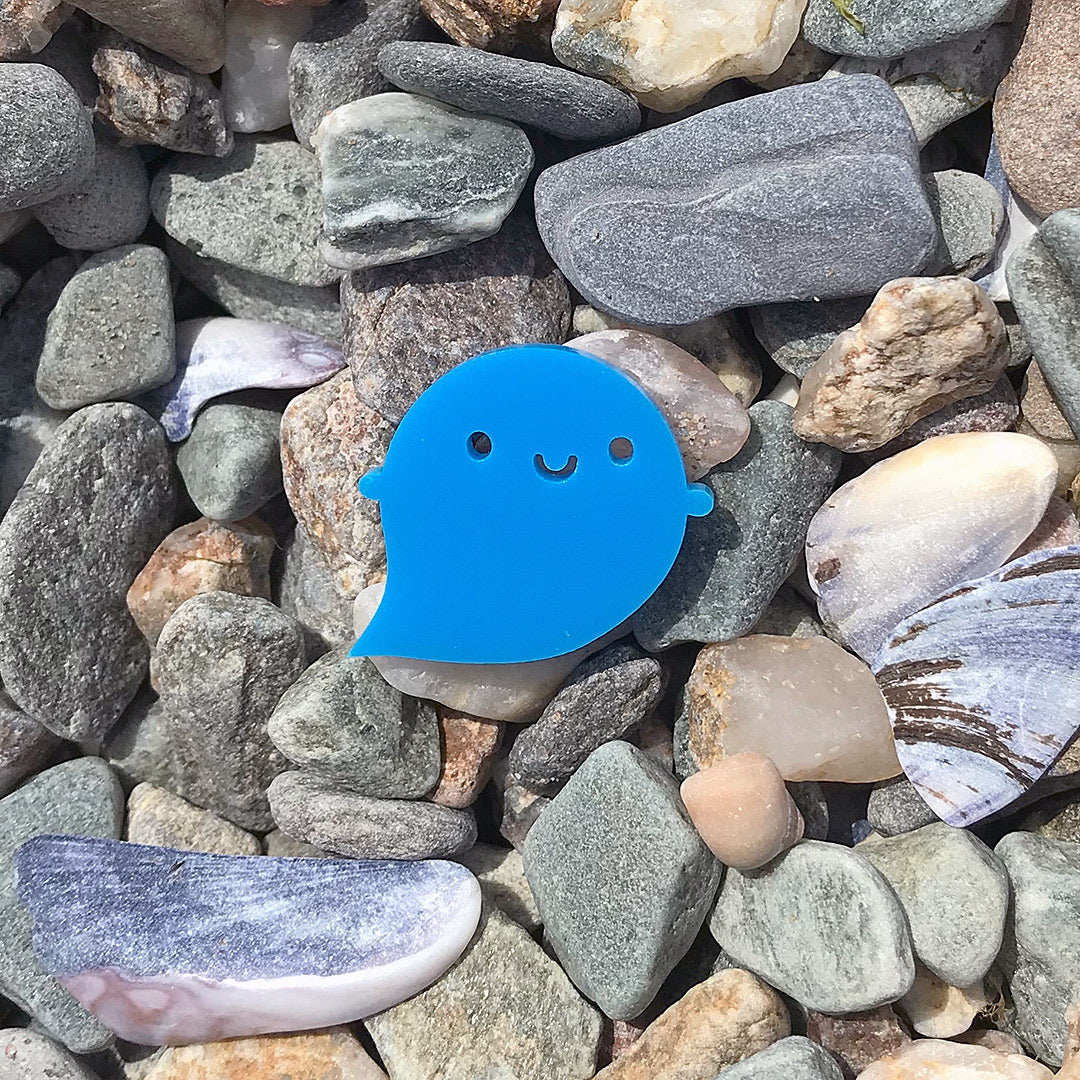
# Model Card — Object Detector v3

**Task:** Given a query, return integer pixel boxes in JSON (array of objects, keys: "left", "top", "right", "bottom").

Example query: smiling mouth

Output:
[{"left": 535, "top": 453, "right": 578, "bottom": 479}]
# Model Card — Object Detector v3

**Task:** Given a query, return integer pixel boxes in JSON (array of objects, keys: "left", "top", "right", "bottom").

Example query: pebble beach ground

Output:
[{"left": 1, "top": 0, "right": 1080, "bottom": 1078}]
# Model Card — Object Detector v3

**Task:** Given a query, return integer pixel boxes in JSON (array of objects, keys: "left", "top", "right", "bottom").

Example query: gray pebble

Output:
[
  {"left": 267, "top": 770, "right": 477, "bottom": 859},
  {"left": 453, "top": 842, "right": 542, "bottom": 933},
  {"left": 0, "top": 264, "right": 19, "bottom": 309},
  {"left": 263, "top": 828, "right": 328, "bottom": 858},
  {"left": 710, "top": 840, "right": 915, "bottom": 1014},
  {"left": 36, "top": 245, "right": 175, "bottom": 410},
  {"left": 33, "top": 19, "right": 100, "bottom": 108},
  {"left": 0, "top": 1028, "right": 102, "bottom": 1079},
  {"left": 0, "top": 689, "right": 59, "bottom": 799},
  {"left": 102, "top": 688, "right": 178, "bottom": 792},
  {"left": 866, "top": 775, "right": 939, "bottom": 837},
  {"left": 790, "top": 782, "right": 830, "bottom": 842},
  {"left": 376, "top": 40, "right": 640, "bottom": 142},
  {"left": 750, "top": 296, "right": 870, "bottom": 379},
  {"left": 924, "top": 169, "right": 1005, "bottom": 278},
  {"left": 721, "top": 1037, "right": 844, "bottom": 1080},
  {"left": 0, "top": 64, "right": 94, "bottom": 213},
  {"left": 751, "top": 584, "right": 825, "bottom": 638},
  {"left": 276, "top": 523, "right": 356, "bottom": 657},
  {"left": 500, "top": 778, "right": 551, "bottom": 851},
  {"left": 0, "top": 404, "right": 175, "bottom": 742},
  {"left": 632, "top": 401, "right": 841, "bottom": 651},
  {"left": 522, "top": 741, "right": 722, "bottom": 1019}
]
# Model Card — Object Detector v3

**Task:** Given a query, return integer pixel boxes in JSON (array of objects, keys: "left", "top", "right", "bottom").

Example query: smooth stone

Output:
[
  {"left": 0, "top": 690, "right": 59, "bottom": 798},
  {"left": 150, "top": 138, "right": 337, "bottom": 287},
  {"left": 419, "top": 0, "right": 554, "bottom": 52},
  {"left": 710, "top": 840, "right": 916, "bottom": 1014},
  {"left": 1016, "top": 418, "right": 1080, "bottom": 498},
  {"left": 592, "top": 968, "right": 791, "bottom": 1080},
  {"left": 377, "top": 40, "right": 639, "bottom": 141},
  {"left": 550, "top": 0, "right": 809, "bottom": 112},
  {"left": 681, "top": 753, "right": 805, "bottom": 870},
  {"left": 126, "top": 783, "right": 261, "bottom": 855},
  {"left": 288, "top": 0, "right": 428, "bottom": 147},
  {"left": 924, "top": 171, "right": 1005, "bottom": 278},
  {"left": 873, "top": 546, "right": 1080, "bottom": 827},
  {"left": 365, "top": 903, "right": 602, "bottom": 1080},
  {"left": 0, "top": 0, "right": 71, "bottom": 59},
  {"left": 533, "top": 75, "right": 937, "bottom": 325},
  {"left": 154, "top": 592, "right": 306, "bottom": 830},
  {"left": 278, "top": 524, "right": 355, "bottom": 655},
  {"left": 127, "top": 517, "right": 274, "bottom": 646},
  {"left": 313, "top": 93, "right": 533, "bottom": 270},
  {"left": 718, "top": 1037, "right": 843, "bottom": 1080},
  {"left": 750, "top": 296, "right": 870, "bottom": 379},
  {"left": 0, "top": 758, "right": 122, "bottom": 1053},
  {"left": 267, "top": 770, "right": 477, "bottom": 859},
  {"left": 751, "top": 583, "right": 824, "bottom": 638},
  {"left": 0, "top": 404, "right": 174, "bottom": 742},
  {"left": 452, "top": 843, "right": 540, "bottom": 932},
  {"left": 1012, "top": 495, "right": 1080, "bottom": 560},
  {"left": 857, "top": 1040, "right": 1053, "bottom": 1079},
  {"left": 508, "top": 643, "right": 666, "bottom": 791},
  {"left": 342, "top": 213, "right": 570, "bottom": 423},
  {"left": 793, "top": 276, "right": 1009, "bottom": 453},
  {"left": 633, "top": 401, "right": 841, "bottom": 651},
  {"left": 16, "top": 834, "right": 481, "bottom": 1044},
  {"left": 33, "top": 140, "right": 149, "bottom": 251},
  {"left": 92, "top": 30, "right": 232, "bottom": 157},
  {"left": 806, "top": 431, "right": 1058, "bottom": 661},
  {"left": 897, "top": 968, "right": 986, "bottom": 1038},
  {"left": 522, "top": 741, "right": 722, "bottom": 1019},
  {"left": 859, "top": 824, "right": 1008, "bottom": 986},
  {"left": 430, "top": 709, "right": 503, "bottom": 809},
  {"left": 1022, "top": 361, "right": 1073, "bottom": 441},
  {"left": 0, "top": 63, "right": 93, "bottom": 212},
  {"left": 866, "top": 777, "right": 937, "bottom": 838},
  {"left": 804, "top": 1007, "right": 912, "bottom": 1079},
  {"left": 802, "top": 0, "right": 1011, "bottom": 58},
  {"left": 569, "top": 330, "right": 750, "bottom": 480},
  {"left": 686, "top": 636, "right": 900, "bottom": 784},
  {"left": 101, "top": 689, "right": 177, "bottom": 792},
  {"left": 268, "top": 646, "right": 440, "bottom": 797},
  {"left": 175, "top": 397, "right": 284, "bottom": 521},
  {"left": 35, "top": 246, "right": 175, "bottom": 410},
  {"left": 0, "top": 1028, "right": 101, "bottom": 1080}
]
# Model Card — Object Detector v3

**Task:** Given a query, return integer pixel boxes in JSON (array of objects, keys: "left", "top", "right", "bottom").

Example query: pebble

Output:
[
  {"left": 453, "top": 843, "right": 540, "bottom": 932},
  {"left": 0, "top": 0, "right": 71, "bottom": 59},
  {"left": 805, "top": 432, "right": 1057, "bottom": 661},
  {"left": 35, "top": 245, "right": 175, "bottom": 411},
  {"left": 0, "top": 404, "right": 174, "bottom": 742},
  {"left": 1022, "top": 361, "right": 1073, "bottom": 441},
  {"left": 686, "top": 636, "right": 901, "bottom": 784},
  {"left": 994, "top": 0, "right": 1080, "bottom": 217},
  {"left": 1023, "top": 795, "right": 1080, "bottom": 845},
  {"left": 508, "top": 643, "right": 666, "bottom": 791},
  {"left": 1012, "top": 495, "right": 1080, "bottom": 560},
  {"left": 0, "top": 758, "right": 122, "bottom": 1053},
  {"left": 923, "top": 171, "right": 1006, "bottom": 279},
  {"left": 0, "top": 690, "right": 59, "bottom": 798},
  {"left": 278, "top": 523, "right": 355, "bottom": 655},
  {"left": 681, "top": 753, "right": 805, "bottom": 870},
  {"left": 633, "top": 401, "right": 841, "bottom": 651},
  {"left": 268, "top": 770, "right": 477, "bottom": 858},
  {"left": 500, "top": 776, "right": 550, "bottom": 850},
  {"left": 857, "top": 1039, "right": 1054, "bottom": 1079},
  {"left": 313, "top": 94, "right": 534, "bottom": 270},
  {"left": 126, "top": 517, "right": 274, "bottom": 646},
  {"left": 593, "top": 968, "right": 790, "bottom": 1080},
  {"left": 533, "top": 75, "right": 936, "bottom": 325},
  {"left": 750, "top": 296, "right": 870, "bottom": 380},
  {"left": 419, "top": 0, "right": 554, "bottom": 53},
  {"left": 522, "top": 741, "right": 722, "bottom": 1019},
  {"left": 866, "top": 777, "right": 937, "bottom": 838},
  {"left": 366, "top": 904, "right": 602, "bottom": 1080},
  {"left": 125, "top": 782, "right": 261, "bottom": 855},
  {"left": 154, "top": 592, "right": 306, "bottom": 830},
  {"left": 269, "top": 646, "right": 440, "bottom": 797},
  {"left": 342, "top": 212, "right": 570, "bottom": 423},
  {"left": 0, "top": 63, "right": 93, "bottom": 213},
  {"left": 897, "top": 968, "right": 987, "bottom": 1038},
  {"left": 0, "top": 1028, "right": 101, "bottom": 1080},
  {"left": 263, "top": 829, "right": 326, "bottom": 858},
  {"left": 718, "top": 1037, "right": 843, "bottom": 1080},
  {"left": 287, "top": 0, "right": 428, "bottom": 147},
  {"left": 430, "top": 709, "right": 502, "bottom": 809},
  {"left": 92, "top": 31, "right": 232, "bottom": 158},
  {"left": 793, "top": 276, "right": 1009, "bottom": 453},
  {"left": 550, "top": 0, "right": 808, "bottom": 112},
  {"left": 711, "top": 840, "right": 915, "bottom": 1014},
  {"left": 102, "top": 688, "right": 177, "bottom": 791},
  {"left": 377, "top": 40, "right": 639, "bottom": 141},
  {"left": 150, "top": 137, "right": 337, "bottom": 288},
  {"left": 805, "top": 1007, "right": 912, "bottom": 1080}
]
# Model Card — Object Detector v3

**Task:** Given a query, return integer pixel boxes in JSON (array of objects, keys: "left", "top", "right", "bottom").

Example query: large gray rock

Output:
[
  {"left": 522, "top": 741, "right": 722, "bottom": 1019},
  {"left": 533, "top": 75, "right": 937, "bottom": 324},
  {"left": 710, "top": 840, "right": 916, "bottom": 1014},
  {"left": 721, "top": 1037, "right": 844, "bottom": 1080},
  {"left": 0, "top": 404, "right": 175, "bottom": 742},
  {"left": 632, "top": 401, "right": 841, "bottom": 651}
]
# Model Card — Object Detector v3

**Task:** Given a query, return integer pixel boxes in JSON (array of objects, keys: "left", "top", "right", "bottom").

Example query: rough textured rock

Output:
[
  {"left": 750, "top": 296, "right": 869, "bottom": 380},
  {"left": 430, "top": 709, "right": 502, "bottom": 809},
  {"left": 0, "top": 1028, "right": 102, "bottom": 1080},
  {"left": 0, "top": 0, "right": 72, "bottom": 59},
  {"left": 0, "top": 690, "right": 59, "bottom": 798},
  {"left": 0, "top": 404, "right": 174, "bottom": 742},
  {"left": 453, "top": 842, "right": 540, "bottom": 931},
  {"left": 1023, "top": 361, "right": 1074, "bottom": 441},
  {"left": 866, "top": 777, "right": 937, "bottom": 837},
  {"left": 126, "top": 782, "right": 261, "bottom": 855},
  {"left": 277, "top": 523, "right": 355, "bottom": 655},
  {"left": 804, "top": 1007, "right": 912, "bottom": 1080},
  {"left": 897, "top": 968, "right": 988, "bottom": 1038},
  {"left": 419, "top": 0, "right": 555, "bottom": 52}
]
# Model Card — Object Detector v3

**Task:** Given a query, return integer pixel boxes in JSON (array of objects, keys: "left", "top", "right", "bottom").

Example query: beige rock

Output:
[
  {"left": 126, "top": 782, "right": 261, "bottom": 855},
  {"left": 687, "top": 635, "right": 901, "bottom": 783},
  {"left": 856, "top": 1039, "right": 1053, "bottom": 1079},
  {"left": 127, "top": 517, "right": 274, "bottom": 646},
  {"left": 680, "top": 752, "right": 803, "bottom": 869},
  {"left": 552, "top": 0, "right": 810, "bottom": 112},
  {"left": 794, "top": 277, "right": 1009, "bottom": 453},
  {"left": 897, "top": 968, "right": 987, "bottom": 1038},
  {"left": 420, "top": 0, "right": 557, "bottom": 53},
  {"left": 1016, "top": 419, "right": 1080, "bottom": 499},
  {"left": 593, "top": 968, "right": 790, "bottom": 1080},
  {"left": 1011, "top": 495, "right": 1080, "bottom": 560},
  {"left": 430, "top": 709, "right": 503, "bottom": 809},
  {"left": 1022, "top": 361, "right": 1076, "bottom": 441},
  {"left": 454, "top": 841, "right": 541, "bottom": 931}
]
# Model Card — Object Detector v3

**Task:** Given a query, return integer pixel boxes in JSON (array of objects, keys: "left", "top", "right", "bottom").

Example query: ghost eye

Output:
[
  {"left": 467, "top": 431, "right": 492, "bottom": 459},
  {"left": 609, "top": 437, "right": 634, "bottom": 463}
]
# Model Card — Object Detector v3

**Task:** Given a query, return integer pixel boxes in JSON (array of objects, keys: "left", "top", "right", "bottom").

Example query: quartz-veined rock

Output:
[
  {"left": 806, "top": 432, "right": 1057, "bottom": 661},
  {"left": 857, "top": 1039, "right": 1053, "bottom": 1079},
  {"left": 15, "top": 834, "right": 482, "bottom": 1045},
  {"left": 896, "top": 968, "right": 987, "bottom": 1038}
]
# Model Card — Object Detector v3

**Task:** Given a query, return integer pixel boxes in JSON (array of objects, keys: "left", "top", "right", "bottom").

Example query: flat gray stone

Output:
[
  {"left": 750, "top": 296, "right": 870, "bottom": 379},
  {"left": 860, "top": 823, "right": 1009, "bottom": 987},
  {"left": 866, "top": 776, "right": 937, "bottom": 837},
  {"left": 710, "top": 840, "right": 916, "bottom": 1014},
  {"left": 0, "top": 1028, "right": 101, "bottom": 1080},
  {"left": 267, "top": 770, "right": 477, "bottom": 859},
  {"left": 269, "top": 647, "right": 441, "bottom": 797},
  {"left": 0, "top": 758, "right": 122, "bottom": 1053},
  {"left": 0, "top": 404, "right": 175, "bottom": 742},
  {"left": 36, "top": 245, "right": 175, "bottom": 410},
  {"left": 632, "top": 401, "right": 841, "bottom": 651},
  {"left": 522, "top": 741, "right": 722, "bottom": 1019},
  {"left": 376, "top": 40, "right": 640, "bottom": 141},
  {"left": 721, "top": 1037, "right": 844, "bottom": 1080},
  {"left": 924, "top": 169, "right": 1004, "bottom": 278},
  {"left": 533, "top": 74, "right": 937, "bottom": 324}
]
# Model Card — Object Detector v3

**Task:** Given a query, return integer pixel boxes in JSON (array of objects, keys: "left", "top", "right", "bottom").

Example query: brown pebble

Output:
[
  {"left": 805, "top": 1006, "right": 912, "bottom": 1080},
  {"left": 429, "top": 708, "right": 503, "bottom": 809}
]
